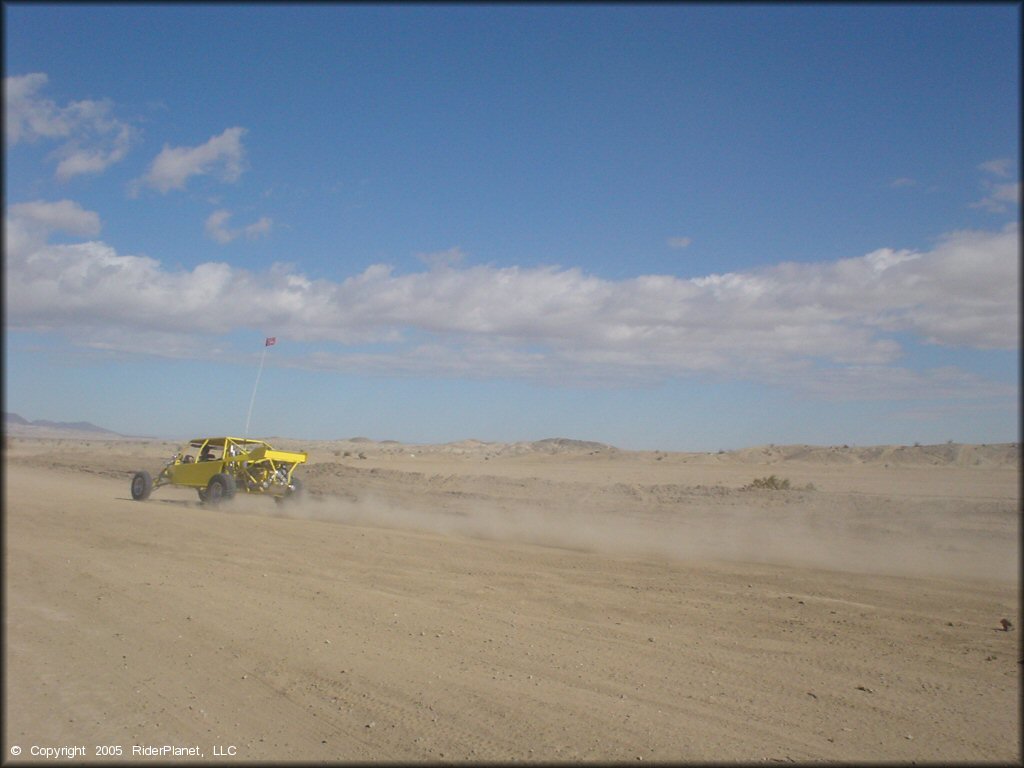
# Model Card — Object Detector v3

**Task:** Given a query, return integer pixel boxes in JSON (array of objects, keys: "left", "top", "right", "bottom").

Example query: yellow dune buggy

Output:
[{"left": 130, "top": 436, "right": 307, "bottom": 505}]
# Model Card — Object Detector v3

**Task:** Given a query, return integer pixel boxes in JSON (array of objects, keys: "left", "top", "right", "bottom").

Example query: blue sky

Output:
[{"left": 4, "top": 4, "right": 1019, "bottom": 450}]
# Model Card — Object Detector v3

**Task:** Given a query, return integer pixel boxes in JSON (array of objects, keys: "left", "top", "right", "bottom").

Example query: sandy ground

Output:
[{"left": 3, "top": 436, "right": 1020, "bottom": 763}]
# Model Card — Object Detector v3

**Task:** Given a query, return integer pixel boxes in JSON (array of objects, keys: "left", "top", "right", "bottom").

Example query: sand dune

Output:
[{"left": 4, "top": 436, "right": 1019, "bottom": 762}]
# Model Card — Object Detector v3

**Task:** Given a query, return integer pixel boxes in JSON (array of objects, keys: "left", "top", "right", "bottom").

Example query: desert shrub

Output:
[
  {"left": 744, "top": 475, "right": 792, "bottom": 491},
  {"left": 743, "top": 475, "right": 817, "bottom": 491}
]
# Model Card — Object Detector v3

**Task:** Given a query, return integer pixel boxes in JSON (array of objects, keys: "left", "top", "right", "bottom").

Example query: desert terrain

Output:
[{"left": 4, "top": 434, "right": 1020, "bottom": 762}]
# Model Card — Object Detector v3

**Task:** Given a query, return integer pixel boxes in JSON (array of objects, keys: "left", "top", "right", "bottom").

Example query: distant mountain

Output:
[
  {"left": 33, "top": 419, "right": 120, "bottom": 434},
  {"left": 5, "top": 412, "right": 121, "bottom": 435}
]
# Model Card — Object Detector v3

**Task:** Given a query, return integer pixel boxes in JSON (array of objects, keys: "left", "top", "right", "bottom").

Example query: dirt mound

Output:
[{"left": 529, "top": 437, "right": 618, "bottom": 453}]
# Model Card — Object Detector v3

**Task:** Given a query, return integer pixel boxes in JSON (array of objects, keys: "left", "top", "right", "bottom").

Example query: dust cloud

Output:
[{"left": 235, "top": 490, "right": 1018, "bottom": 583}]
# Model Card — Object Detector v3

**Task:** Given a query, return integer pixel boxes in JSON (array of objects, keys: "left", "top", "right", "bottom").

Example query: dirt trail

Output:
[{"left": 4, "top": 441, "right": 1020, "bottom": 762}]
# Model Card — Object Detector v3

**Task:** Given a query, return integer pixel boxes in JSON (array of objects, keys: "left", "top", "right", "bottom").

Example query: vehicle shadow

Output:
[{"left": 116, "top": 497, "right": 198, "bottom": 508}]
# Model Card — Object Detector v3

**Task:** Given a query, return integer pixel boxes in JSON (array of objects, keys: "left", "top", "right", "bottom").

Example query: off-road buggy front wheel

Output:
[
  {"left": 130, "top": 471, "right": 153, "bottom": 500},
  {"left": 130, "top": 473, "right": 151, "bottom": 501},
  {"left": 204, "top": 473, "right": 236, "bottom": 505}
]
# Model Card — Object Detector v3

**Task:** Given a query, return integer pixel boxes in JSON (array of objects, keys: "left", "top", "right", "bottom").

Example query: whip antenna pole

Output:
[{"left": 244, "top": 336, "right": 275, "bottom": 442}]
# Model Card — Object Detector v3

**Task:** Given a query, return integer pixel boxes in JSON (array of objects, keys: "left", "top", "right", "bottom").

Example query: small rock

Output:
[
  {"left": 366, "top": 721, "right": 375, "bottom": 729},
  {"left": 1000, "top": 618, "right": 1013, "bottom": 631},
  {"left": 855, "top": 685, "right": 874, "bottom": 693}
]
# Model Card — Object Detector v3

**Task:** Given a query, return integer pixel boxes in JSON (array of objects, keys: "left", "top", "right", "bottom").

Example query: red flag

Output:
[{"left": 265, "top": 337, "right": 276, "bottom": 347}]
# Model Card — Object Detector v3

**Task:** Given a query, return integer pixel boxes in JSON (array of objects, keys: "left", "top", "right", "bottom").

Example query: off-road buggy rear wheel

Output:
[
  {"left": 130, "top": 471, "right": 153, "bottom": 501},
  {"left": 204, "top": 473, "right": 236, "bottom": 505}
]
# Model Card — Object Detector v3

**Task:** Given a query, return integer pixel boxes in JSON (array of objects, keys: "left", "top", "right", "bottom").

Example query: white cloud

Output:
[
  {"left": 137, "top": 127, "right": 247, "bottom": 193},
  {"left": 52, "top": 122, "right": 134, "bottom": 182},
  {"left": 667, "top": 236, "right": 692, "bottom": 249},
  {"left": 5, "top": 73, "right": 69, "bottom": 143},
  {"left": 204, "top": 210, "right": 234, "bottom": 244},
  {"left": 968, "top": 158, "right": 1019, "bottom": 213},
  {"left": 5, "top": 201, "right": 1019, "bottom": 398},
  {"left": 204, "top": 209, "right": 272, "bottom": 244},
  {"left": 6, "top": 199, "right": 101, "bottom": 238},
  {"left": 970, "top": 181, "right": 1020, "bottom": 214},
  {"left": 4, "top": 199, "right": 103, "bottom": 273},
  {"left": 243, "top": 217, "right": 272, "bottom": 239},
  {"left": 979, "top": 157, "right": 1013, "bottom": 178},
  {"left": 4, "top": 73, "right": 137, "bottom": 179},
  {"left": 889, "top": 177, "right": 917, "bottom": 188}
]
